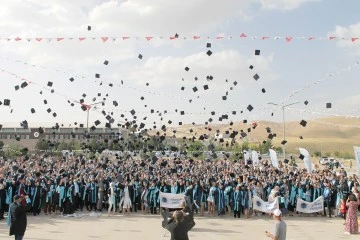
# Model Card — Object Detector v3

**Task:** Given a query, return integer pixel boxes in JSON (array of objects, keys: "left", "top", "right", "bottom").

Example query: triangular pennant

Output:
[
  {"left": 79, "top": 37, "right": 86, "bottom": 41},
  {"left": 36, "top": 38, "right": 42, "bottom": 41},
  {"left": 329, "top": 36, "right": 336, "bottom": 40},
  {"left": 216, "top": 36, "right": 224, "bottom": 39},
  {"left": 262, "top": 36, "right": 269, "bottom": 40},
  {"left": 57, "top": 38, "right": 64, "bottom": 41},
  {"left": 308, "top": 37, "right": 315, "bottom": 40},
  {"left": 101, "top": 37, "right": 109, "bottom": 43},
  {"left": 146, "top": 36, "right": 153, "bottom": 41},
  {"left": 351, "top": 38, "right": 358, "bottom": 42},
  {"left": 122, "top": 37, "right": 130, "bottom": 40},
  {"left": 240, "top": 33, "right": 247, "bottom": 38},
  {"left": 193, "top": 36, "right": 200, "bottom": 40},
  {"left": 285, "top": 37, "right": 293, "bottom": 42},
  {"left": 15, "top": 37, "right": 22, "bottom": 41}
]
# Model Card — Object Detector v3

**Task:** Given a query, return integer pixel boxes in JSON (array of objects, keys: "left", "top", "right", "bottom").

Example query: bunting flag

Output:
[
  {"left": 299, "top": 148, "right": 312, "bottom": 173},
  {"left": 354, "top": 146, "right": 360, "bottom": 177},
  {"left": 0, "top": 34, "right": 358, "bottom": 43},
  {"left": 251, "top": 150, "right": 259, "bottom": 165},
  {"left": 269, "top": 149, "right": 278, "bottom": 168}
]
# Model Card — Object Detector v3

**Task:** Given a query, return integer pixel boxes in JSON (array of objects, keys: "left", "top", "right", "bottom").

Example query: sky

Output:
[{"left": 0, "top": 0, "right": 359, "bottom": 130}]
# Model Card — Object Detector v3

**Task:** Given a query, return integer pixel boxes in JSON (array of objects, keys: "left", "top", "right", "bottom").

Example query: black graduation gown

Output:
[{"left": 9, "top": 201, "right": 31, "bottom": 236}]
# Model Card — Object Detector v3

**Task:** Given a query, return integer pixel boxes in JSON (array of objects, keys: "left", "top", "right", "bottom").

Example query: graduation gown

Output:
[
  {"left": 214, "top": 188, "right": 225, "bottom": 214},
  {"left": 231, "top": 190, "right": 242, "bottom": 211}
]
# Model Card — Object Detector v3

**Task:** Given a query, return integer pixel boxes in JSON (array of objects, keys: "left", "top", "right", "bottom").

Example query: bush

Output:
[{"left": 314, "top": 151, "right": 321, "bottom": 157}]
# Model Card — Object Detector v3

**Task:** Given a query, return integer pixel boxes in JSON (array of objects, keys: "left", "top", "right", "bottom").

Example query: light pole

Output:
[
  {"left": 267, "top": 101, "right": 300, "bottom": 160},
  {"left": 76, "top": 101, "right": 105, "bottom": 131}
]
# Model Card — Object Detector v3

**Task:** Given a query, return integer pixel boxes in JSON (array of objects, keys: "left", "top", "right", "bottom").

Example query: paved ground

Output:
[{"left": 0, "top": 213, "right": 358, "bottom": 240}]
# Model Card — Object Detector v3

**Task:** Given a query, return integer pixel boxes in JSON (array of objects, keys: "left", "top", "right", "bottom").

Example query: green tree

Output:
[
  {"left": 56, "top": 142, "right": 69, "bottom": 151},
  {"left": 0, "top": 141, "right": 4, "bottom": 149},
  {"left": 334, "top": 151, "right": 341, "bottom": 158},
  {"left": 35, "top": 140, "right": 49, "bottom": 151},
  {"left": 324, "top": 152, "right": 331, "bottom": 157},
  {"left": 314, "top": 151, "right": 321, "bottom": 157}
]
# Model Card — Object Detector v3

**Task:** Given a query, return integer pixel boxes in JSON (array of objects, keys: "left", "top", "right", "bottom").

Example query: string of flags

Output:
[
  {"left": 0, "top": 34, "right": 359, "bottom": 43},
  {"left": 279, "top": 61, "right": 360, "bottom": 104}
]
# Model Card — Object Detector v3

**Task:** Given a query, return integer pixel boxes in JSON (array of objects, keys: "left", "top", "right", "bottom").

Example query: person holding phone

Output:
[{"left": 265, "top": 209, "right": 287, "bottom": 240}]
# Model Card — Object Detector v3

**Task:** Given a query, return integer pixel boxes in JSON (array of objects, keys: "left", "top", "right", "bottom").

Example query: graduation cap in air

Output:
[
  {"left": 69, "top": 77, "right": 74, "bottom": 82},
  {"left": 21, "top": 82, "right": 28, "bottom": 88},
  {"left": 192, "top": 87, "right": 198, "bottom": 92},
  {"left": 222, "top": 96, "right": 227, "bottom": 100},
  {"left": 31, "top": 108, "right": 35, "bottom": 114},
  {"left": 243, "top": 119, "right": 247, "bottom": 123},
  {"left": 87, "top": 26, "right": 91, "bottom": 31},
  {"left": 95, "top": 73, "right": 100, "bottom": 78},
  {"left": 15, "top": 85, "right": 20, "bottom": 91},
  {"left": 255, "top": 50, "right": 260, "bottom": 55},
  {"left": 281, "top": 140, "right": 287, "bottom": 145},
  {"left": 203, "top": 85, "right": 209, "bottom": 90},
  {"left": 20, "top": 120, "right": 28, "bottom": 129},
  {"left": 304, "top": 100, "right": 308, "bottom": 105},
  {"left": 138, "top": 54, "right": 143, "bottom": 59},
  {"left": 206, "top": 50, "right": 212, "bottom": 56},
  {"left": 104, "top": 60, "right": 109, "bottom": 65},
  {"left": 185, "top": 67, "right": 190, "bottom": 71},
  {"left": 326, "top": 103, "right": 332, "bottom": 108},
  {"left": 284, "top": 159, "right": 289, "bottom": 164},
  {"left": 47, "top": 81, "right": 53, "bottom": 87},
  {"left": 261, "top": 88, "right": 266, "bottom": 93},
  {"left": 299, "top": 154, "right": 305, "bottom": 160},
  {"left": 300, "top": 120, "right": 307, "bottom": 127},
  {"left": 253, "top": 74, "right": 260, "bottom": 81},
  {"left": 52, "top": 112, "right": 57, "bottom": 117},
  {"left": 247, "top": 105, "right": 253, "bottom": 112},
  {"left": 181, "top": 86, "right": 185, "bottom": 91},
  {"left": 249, "top": 65, "right": 254, "bottom": 69},
  {"left": 4, "top": 99, "right": 10, "bottom": 106},
  {"left": 113, "top": 101, "right": 118, "bottom": 107},
  {"left": 299, "top": 136, "right": 303, "bottom": 139},
  {"left": 268, "top": 134, "right": 274, "bottom": 140}
]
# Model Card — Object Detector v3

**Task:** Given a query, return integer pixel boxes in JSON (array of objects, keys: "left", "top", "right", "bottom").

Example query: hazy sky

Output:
[{"left": 0, "top": 0, "right": 359, "bottom": 129}]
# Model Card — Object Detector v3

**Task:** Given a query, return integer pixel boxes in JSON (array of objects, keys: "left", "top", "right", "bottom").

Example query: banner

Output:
[
  {"left": 252, "top": 150, "right": 259, "bottom": 165},
  {"left": 296, "top": 196, "right": 324, "bottom": 213},
  {"left": 244, "top": 151, "right": 250, "bottom": 165},
  {"left": 252, "top": 195, "right": 279, "bottom": 213},
  {"left": 299, "top": 148, "right": 312, "bottom": 173},
  {"left": 354, "top": 146, "right": 360, "bottom": 177},
  {"left": 269, "top": 149, "right": 278, "bottom": 168},
  {"left": 159, "top": 192, "right": 185, "bottom": 208}
]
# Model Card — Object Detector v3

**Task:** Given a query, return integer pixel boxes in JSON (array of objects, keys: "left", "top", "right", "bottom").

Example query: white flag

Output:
[
  {"left": 159, "top": 192, "right": 184, "bottom": 208},
  {"left": 296, "top": 197, "right": 324, "bottom": 213},
  {"left": 354, "top": 146, "right": 360, "bottom": 177},
  {"left": 252, "top": 151, "right": 259, "bottom": 165},
  {"left": 252, "top": 195, "right": 279, "bottom": 213},
  {"left": 244, "top": 151, "right": 250, "bottom": 165},
  {"left": 269, "top": 149, "right": 278, "bottom": 168},
  {"left": 299, "top": 148, "right": 312, "bottom": 173}
]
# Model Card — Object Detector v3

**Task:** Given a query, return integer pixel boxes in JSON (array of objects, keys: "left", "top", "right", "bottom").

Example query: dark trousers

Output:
[
  {"left": 15, "top": 235, "right": 24, "bottom": 240},
  {"left": 234, "top": 210, "right": 241, "bottom": 218},
  {"left": 323, "top": 198, "right": 332, "bottom": 217},
  {"left": 150, "top": 206, "right": 157, "bottom": 214},
  {"left": 43, "top": 202, "right": 52, "bottom": 214}
]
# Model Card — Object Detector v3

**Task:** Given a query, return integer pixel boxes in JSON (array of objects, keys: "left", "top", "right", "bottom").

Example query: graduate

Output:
[
  {"left": 44, "top": 179, "right": 55, "bottom": 215},
  {"left": 88, "top": 177, "right": 98, "bottom": 212},
  {"left": 214, "top": 183, "right": 225, "bottom": 216},
  {"left": 148, "top": 181, "right": 159, "bottom": 215},
  {"left": 31, "top": 181, "right": 43, "bottom": 216},
  {"left": 231, "top": 185, "right": 242, "bottom": 218},
  {"left": 141, "top": 181, "right": 149, "bottom": 214},
  {"left": 107, "top": 182, "right": 117, "bottom": 216}
]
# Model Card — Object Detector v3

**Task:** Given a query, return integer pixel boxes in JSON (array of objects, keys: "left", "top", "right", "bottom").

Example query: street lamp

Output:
[
  {"left": 267, "top": 101, "right": 300, "bottom": 160},
  {"left": 76, "top": 101, "right": 105, "bottom": 132}
]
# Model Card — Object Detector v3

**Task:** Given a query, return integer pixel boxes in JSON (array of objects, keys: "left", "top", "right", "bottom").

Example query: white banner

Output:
[
  {"left": 252, "top": 151, "right": 259, "bottom": 165},
  {"left": 299, "top": 148, "right": 312, "bottom": 173},
  {"left": 296, "top": 196, "right": 324, "bottom": 213},
  {"left": 354, "top": 146, "right": 360, "bottom": 177},
  {"left": 252, "top": 195, "right": 279, "bottom": 213},
  {"left": 159, "top": 192, "right": 185, "bottom": 208},
  {"left": 244, "top": 151, "right": 250, "bottom": 165},
  {"left": 269, "top": 149, "right": 278, "bottom": 168}
]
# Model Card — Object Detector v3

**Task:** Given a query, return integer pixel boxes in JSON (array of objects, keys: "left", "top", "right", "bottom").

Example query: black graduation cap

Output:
[
  {"left": 82, "top": 93, "right": 86, "bottom": 98},
  {"left": 47, "top": 108, "right": 51, "bottom": 113},
  {"left": 95, "top": 120, "right": 101, "bottom": 126},
  {"left": 185, "top": 67, "right": 190, "bottom": 71},
  {"left": 261, "top": 88, "right": 266, "bottom": 93},
  {"left": 262, "top": 140, "right": 267, "bottom": 144},
  {"left": 47, "top": 81, "right": 53, "bottom": 87},
  {"left": 179, "top": 122, "right": 182, "bottom": 125},
  {"left": 21, "top": 82, "right": 28, "bottom": 88},
  {"left": 232, "top": 111, "right": 236, "bottom": 115},
  {"left": 268, "top": 134, "right": 274, "bottom": 139},
  {"left": 104, "top": 60, "right": 109, "bottom": 65},
  {"left": 284, "top": 159, "right": 289, "bottom": 164},
  {"left": 79, "top": 124, "right": 84, "bottom": 128},
  {"left": 140, "top": 96, "right": 144, "bottom": 100},
  {"left": 203, "top": 85, "right": 209, "bottom": 90},
  {"left": 20, "top": 120, "right": 28, "bottom": 129},
  {"left": 233, "top": 81, "right": 238, "bottom": 86},
  {"left": 206, "top": 50, "right": 212, "bottom": 56},
  {"left": 4, "top": 99, "right": 10, "bottom": 106},
  {"left": 192, "top": 87, "right": 198, "bottom": 92},
  {"left": 181, "top": 86, "right": 185, "bottom": 91},
  {"left": 31, "top": 108, "right": 35, "bottom": 114},
  {"left": 281, "top": 140, "right": 287, "bottom": 145},
  {"left": 249, "top": 65, "right": 254, "bottom": 69},
  {"left": 247, "top": 105, "right": 253, "bottom": 112},
  {"left": 87, "top": 26, "right": 91, "bottom": 31},
  {"left": 113, "top": 101, "right": 118, "bottom": 107},
  {"left": 81, "top": 105, "right": 87, "bottom": 111},
  {"left": 138, "top": 54, "right": 143, "bottom": 59},
  {"left": 206, "top": 42, "right": 212, "bottom": 48},
  {"left": 95, "top": 73, "right": 100, "bottom": 78},
  {"left": 326, "top": 103, "right": 332, "bottom": 108},
  {"left": 0, "top": 124, "right": 2, "bottom": 130},
  {"left": 69, "top": 77, "right": 74, "bottom": 82},
  {"left": 243, "top": 119, "right": 247, "bottom": 123},
  {"left": 105, "top": 123, "right": 111, "bottom": 128},
  {"left": 15, "top": 85, "right": 20, "bottom": 91},
  {"left": 109, "top": 83, "right": 113, "bottom": 87},
  {"left": 299, "top": 154, "right": 305, "bottom": 160},
  {"left": 222, "top": 96, "right": 227, "bottom": 100},
  {"left": 300, "top": 120, "right": 307, "bottom": 127},
  {"left": 180, "top": 111, "right": 185, "bottom": 115},
  {"left": 51, "top": 89, "right": 54, "bottom": 93},
  {"left": 255, "top": 50, "right": 260, "bottom": 55},
  {"left": 299, "top": 136, "right": 303, "bottom": 139},
  {"left": 130, "top": 109, "right": 136, "bottom": 115},
  {"left": 266, "top": 127, "right": 271, "bottom": 133},
  {"left": 304, "top": 100, "right": 308, "bottom": 105},
  {"left": 253, "top": 74, "right": 260, "bottom": 81},
  {"left": 90, "top": 126, "right": 96, "bottom": 131},
  {"left": 52, "top": 112, "right": 57, "bottom": 117}
]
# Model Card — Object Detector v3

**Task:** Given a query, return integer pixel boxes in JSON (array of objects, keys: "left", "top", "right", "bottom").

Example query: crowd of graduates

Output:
[{"left": 0, "top": 153, "right": 359, "bottom": 221}]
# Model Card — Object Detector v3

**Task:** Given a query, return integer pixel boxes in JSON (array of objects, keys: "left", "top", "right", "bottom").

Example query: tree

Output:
[
  {"left": 56, "top": 142, "right": 69, "bottom": 151},
  {"left": 35, "top": 140, "right": 49, "bottom": 151},
  {"left": 0, "top": 141, "right": 4, "bottom": 149},
  {"left": 334, "top": 151, "right": 341, "bottom": 158},
  {"left": 324, "top": 152, "right": 331, "bottom": 157},
  {"left": 314, "top": 151, "right": 321, "bottom": 157},
  {"left": 259, "top": 141, "right": 272, "bottom": 154}
]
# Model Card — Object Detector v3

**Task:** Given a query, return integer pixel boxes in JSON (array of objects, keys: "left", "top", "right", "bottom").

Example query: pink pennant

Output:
[
  {"left": 36, "top": 38, "right": 42, "bottom": 42},
  {"left": 169, "top": 36, "right": 175, "bottom": 40},
  {"left": 351, "top": 38, "right": 358, "bottom": 42},
  {"left": 216, "top": 36, "right": 224, "bottom": 40},
  {"left": 262, "top": 36, "right": 269, "bottom": 40},
  {"left": 308, "top": 37, "right": 315, "bottom": 40},
  {"left": 193, "top": 36, "right": 200, "bottom": 40},
  {"left": 79, "top": 37, "right": 86, "bottom": 41},
  {"left": 57, "top": 38, "right": 64, "bottom": 41},
  {"left": 15, "top": 37, "right": 22, "bottom": 41},
  {"left": 285, "top": 37, "right": 293, "bottom": 42},
  {"left": 122, "top": 37, "right": 130, "bottom": 40},
  {"left": 329, "top": 36, "right": 336, "bottom": 40},
  {"left": 240, "top": 33, "right": 247, "bottom": 38},
  {"left": 101, "top": 37, "right": 109, "bottom": 42},
  {"left": 146, "top": 36, "right": 153, "bottom": 41}
]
